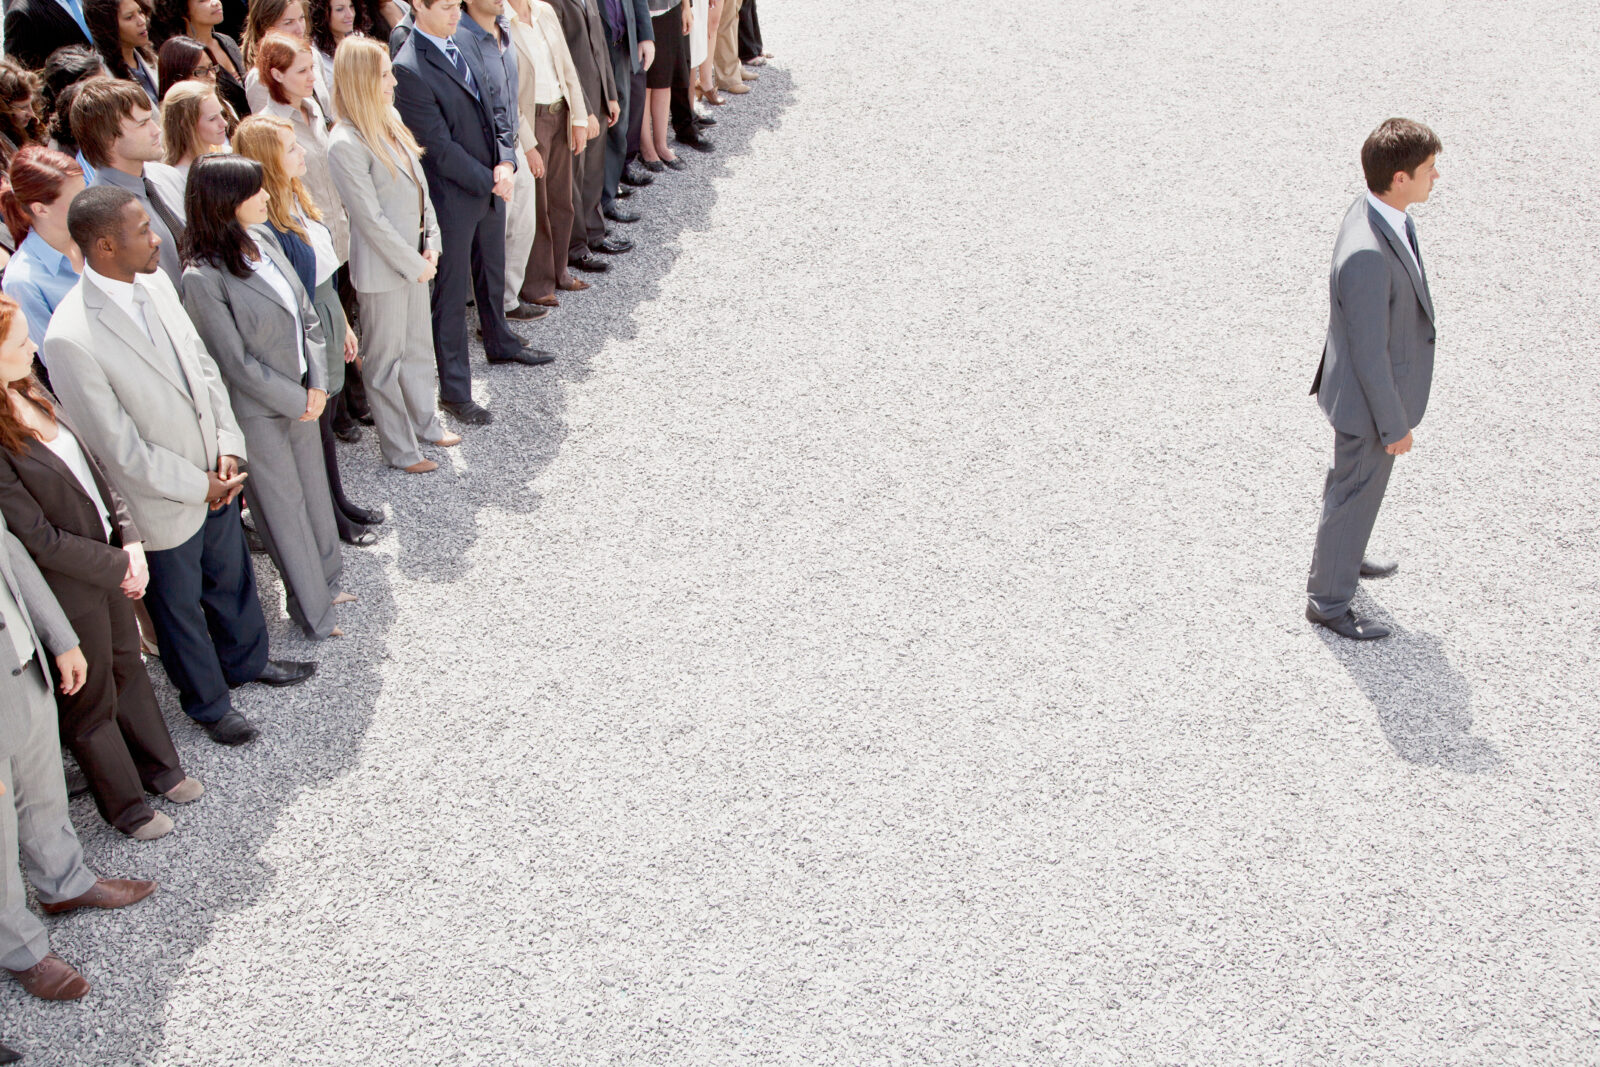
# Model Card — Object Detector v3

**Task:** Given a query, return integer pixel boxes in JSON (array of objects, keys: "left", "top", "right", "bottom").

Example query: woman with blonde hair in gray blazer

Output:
[
  {"left": 180, "top": 155, "right": 349, "bottom": 639},
  {"left": 327, "top": 35, "right": 458, "bottom": 474}
]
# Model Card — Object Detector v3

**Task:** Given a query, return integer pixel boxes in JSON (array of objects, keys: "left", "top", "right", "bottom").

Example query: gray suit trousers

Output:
[
  {"left": 358, "top": 283, "right": 446, "bottom": 469},
  {"left": 0, "top": 660, "right": 96, "bottom": 971},
  {"left": 1307, "top": 430, "right": 1395, "bottom": 621},
  {"left": 240, "top": 415, "right": 342, "bottom": 638}
]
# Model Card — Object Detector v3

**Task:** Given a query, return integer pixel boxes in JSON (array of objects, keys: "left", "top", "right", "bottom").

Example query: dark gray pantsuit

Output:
[{"left": 1306, "top": 430, "right": 1396, "bottom": 621}]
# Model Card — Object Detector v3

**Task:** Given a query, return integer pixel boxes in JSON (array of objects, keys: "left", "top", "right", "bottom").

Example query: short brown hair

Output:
[
  {"left": 1361, "top": 118, "right": 1441, "bottom": 194},
  {"left": 70, "top": 77, "right": 151, "bottom": 168}
]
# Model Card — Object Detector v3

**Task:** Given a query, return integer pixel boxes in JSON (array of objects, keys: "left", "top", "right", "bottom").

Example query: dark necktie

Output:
[
  {"left": 442, "top": 38, "right": 479, "bottom": 97},
  {"left": 1404, "top": 215, "right": 1422, "bottom": 265},
  {"left": 142, "top": 176, "right": 185, "bottom": 245}
]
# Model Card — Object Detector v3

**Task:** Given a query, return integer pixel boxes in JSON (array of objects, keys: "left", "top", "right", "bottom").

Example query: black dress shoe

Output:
[
  {"left": 65, "top": 766, "right": 90, "bottom": 798},
  {"left": 0, "top": 1038, "right": 20, "bottom": 1064},
  {"left": 487, "top": 346, "right": 556, "bottom": 366},
  {"left": 203, "top": 711, "right": 259, "bottom": 746},
  {"left": 592, "top": 235, "right": 633, "bottom": 255},
  {"left": 616, "top": 183, "right": 634, "bottom": 199},
  {"left": 694, "top": 112, "right": 717, "bottom": 127},
  {"left": 662, "top": 156, "right": 687, "bottom": 171},
  {"left": 505, "top": 301, "right": 551, "bottom": 321},
  {"left": 333, "top": 422, "right": 363, "bottom": 443},
  {"left": 569, "top": 253, "right": 610, "bottom": 273},
  {"left": 1306, "top": 607, "right": 1391, "bottom": 641},
  {"left": 341, "top": 526, "right": 379, "bottom": 547},
  {"left": 604, "top": 204, "right": 640, "bottom": 223},
  {"left": 442, "top": 400, "right": 494, "bottom": 425},
  {"left": 256, "top": 660, "right": 317, "bottom": 687},
  {"left": 676, "top": 129, "right": 715, "bottom": 152},
  {"left": 343, "top": 503, "right": 383, "bottom": 526},
  {"left": 638, "top": 158, "right": 665, "bottom": 173},
  {"left": 1360, "top": 556, "right": 1399, "bottom": 578},
  {"left": 622, "top": 159, "right": 656, "bottom": 185}
]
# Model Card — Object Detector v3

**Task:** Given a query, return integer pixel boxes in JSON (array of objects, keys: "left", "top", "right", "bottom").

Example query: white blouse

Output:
[
  {"left": 43, "top": 424, "right": 113, "bottom": 539},
  {"left": 249, "top": 251, "right": 310, "bottom": 376}
]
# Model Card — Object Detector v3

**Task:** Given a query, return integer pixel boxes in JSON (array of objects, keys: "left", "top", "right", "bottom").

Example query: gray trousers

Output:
[
  {"left": 569, "top": 119, "right": 608, "bottom": 258},
  {"left": 1307, "top": 429, "right": 1396, "bottom": 621},
  {"left": 240, "top": 413, "right": 343, "bottom": 638},
  {"left": 0, "top": 660, "right": 96, "bottom": 972},
  {"left": 358, "top": 283, "right": 446, "bottom": 469}
]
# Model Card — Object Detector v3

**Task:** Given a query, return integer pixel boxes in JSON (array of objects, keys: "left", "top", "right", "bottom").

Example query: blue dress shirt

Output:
[{"left": 2, "top": 231, "right": 81, "bottom": 348}]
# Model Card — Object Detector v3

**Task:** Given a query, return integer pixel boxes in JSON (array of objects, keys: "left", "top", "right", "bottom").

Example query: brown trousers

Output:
[
  {"left": 520, "top": 104, "right": 578, "bottom": 303},
  {"left": 55, "top": 593, "right": 185, "bottom": 834}
]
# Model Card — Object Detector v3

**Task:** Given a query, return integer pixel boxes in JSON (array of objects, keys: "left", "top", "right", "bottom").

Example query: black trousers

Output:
[
  {"left": 602, "top": 40, "right": 633, "bottom": 211},
  {"left": 625, "top": 66, "right": 646, "bottom": 160},
  {"left": 141, "top": 501, "right": 270, "bottom": 724},
  {"left": 568, "top": 121, "right": 609, "bottom": 258},
  {"left": 54, "top": 594, "right": 184, "bottom": 834},
  {"left": 737, "top": 0, "right": 762, "bottom": 61},
  {"left": 432, "top": 190, "right": 520, "bottom": 403}
]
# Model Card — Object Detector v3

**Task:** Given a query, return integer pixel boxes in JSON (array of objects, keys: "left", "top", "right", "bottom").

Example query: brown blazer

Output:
[{"left": 0, "top": 392, "right": 142, "bottom": 621}]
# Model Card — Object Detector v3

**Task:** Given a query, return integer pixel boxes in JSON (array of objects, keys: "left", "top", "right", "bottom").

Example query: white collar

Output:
[
  {"left": 1365, "top": 191, "right": 1412, "bottom": 241},
  {"left": 83, "top": 262, "right": 141, "bottom": 305}
]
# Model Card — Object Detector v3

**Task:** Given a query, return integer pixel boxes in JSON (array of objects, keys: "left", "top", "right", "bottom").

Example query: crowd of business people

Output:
[{"left": 0, "top": 0, "right": 770, "bottom": 1055}]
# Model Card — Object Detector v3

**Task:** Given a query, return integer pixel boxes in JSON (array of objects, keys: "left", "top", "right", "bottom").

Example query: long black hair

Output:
[
  {"left": 181, "top": 153, "right": 263, "bottom": 278},
  {"left": 149, "top": 0, "right": 190, "bottom": 44},
  {"left": 85, "top": 0, "right": 157, "bottom": 83}
]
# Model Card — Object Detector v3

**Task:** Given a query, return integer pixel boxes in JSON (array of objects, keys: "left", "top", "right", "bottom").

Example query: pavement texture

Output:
[{"left": 7, "top": 0, "right": 1600, "bottom": 1062}]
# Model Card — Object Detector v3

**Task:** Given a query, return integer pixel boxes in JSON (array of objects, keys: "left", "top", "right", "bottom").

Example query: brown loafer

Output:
[
  {"left": 556, "top": 278, "right": 590, "bottom": 292},
  {"left": 403, "top": 459, "right": 439, "bottom": 474},
  {"left": 7, "top": 954, "right": 89, "bottom": 1000},
  {"left": 529, "top": 294, "right": 559, "bottom": 308},
  {"left": 39, "top": 877, "right": 157, "bottom": 916}
]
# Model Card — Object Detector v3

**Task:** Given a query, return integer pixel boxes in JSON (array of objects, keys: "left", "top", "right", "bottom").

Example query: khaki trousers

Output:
[{"left": 713, "top": 0, "right": 744, "bottom": 89}]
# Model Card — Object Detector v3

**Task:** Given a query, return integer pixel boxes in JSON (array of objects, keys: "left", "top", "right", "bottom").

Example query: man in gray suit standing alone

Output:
[{"left": 1306, "top": 118, "right": 1442, "bottom": 640}]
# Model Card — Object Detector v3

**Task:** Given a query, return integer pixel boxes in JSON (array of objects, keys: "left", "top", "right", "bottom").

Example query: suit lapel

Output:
[
  {"left": 82, "top": 276, "right": 192, "bottom": 398},
  {"left": 422, "top": 34, "right": 479, "bottom": 102},
  {"left": 1366, "top": 201, "right": 1434, "bottom": 323}
]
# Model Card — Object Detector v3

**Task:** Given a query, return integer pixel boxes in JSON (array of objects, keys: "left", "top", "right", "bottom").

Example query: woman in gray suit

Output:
[
  {"left": 180, "top": 155, "right": 349, "bottom": 639},
  {"left": 327, "top": 36, "right": 458, "bottom": 474}
]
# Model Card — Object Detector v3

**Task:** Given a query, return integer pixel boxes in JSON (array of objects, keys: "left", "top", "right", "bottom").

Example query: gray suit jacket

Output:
[
  {"left": 1311, "top": 195, "right": 1437, "bottom": 445},
  {"left": 326, "top": 124, "right": 441, "bottom": 295},
  {"left": 0, "top": 512, "right": 79, "bottom": 699},
  {"left": 42, "top": 269, "right": 248, "bottom": 552},
  {"left": 181, "top": 232, "right": 330, "bottom": 424}
]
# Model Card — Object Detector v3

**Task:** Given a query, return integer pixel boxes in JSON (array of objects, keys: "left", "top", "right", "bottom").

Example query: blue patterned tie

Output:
[{"left": 442, "top": 38, "right": 479, "bottom": 97}]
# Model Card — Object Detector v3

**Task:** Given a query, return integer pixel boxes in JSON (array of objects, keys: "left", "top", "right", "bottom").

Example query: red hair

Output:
[
  {"left": 0, "top": 145, "right": 84, "bottom": 245},
  {"left": 0, "top": 293, "right": 54, "bottom": 457},
  {"left": 255, "top": 32, "right": 312, "bottom": 106}
]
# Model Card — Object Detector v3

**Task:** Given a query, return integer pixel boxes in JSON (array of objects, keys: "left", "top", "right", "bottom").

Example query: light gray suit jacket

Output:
[
  {"left": 42, "top": 269, "right": 248, "bottom": 552},
  {"left": 181, "top": 231, "right": 329, "bottom": 424},
  {"left": 1311, "top": 195, "right": 1437, "bottom": 446},
  {"left": 326, "top": 125, "right": 441, "bottom": 295}
]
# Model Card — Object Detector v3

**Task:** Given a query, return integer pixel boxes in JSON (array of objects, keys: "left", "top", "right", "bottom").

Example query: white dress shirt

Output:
[
  {"left": 248, "top": 252, "right": 310, "bottom": 377},
  {"left": 1365, "top": 192, "right": 1420, "bottom": 273},
  {"left": 41, "top": 424, "right": 113, "bottom": 539},
  {"left": 83, "top": 264, "right": 155, "bottom": 343}
]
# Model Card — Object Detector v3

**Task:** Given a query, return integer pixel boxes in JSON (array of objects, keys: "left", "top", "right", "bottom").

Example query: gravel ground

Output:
[{"left": 7, "top": 1, "right": 1600, "bottom": 1062}]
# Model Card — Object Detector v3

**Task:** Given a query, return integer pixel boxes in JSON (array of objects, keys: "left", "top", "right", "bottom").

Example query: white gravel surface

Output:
[{"left": 8, "top": 0, "right": 1600, "bottom": 1062}]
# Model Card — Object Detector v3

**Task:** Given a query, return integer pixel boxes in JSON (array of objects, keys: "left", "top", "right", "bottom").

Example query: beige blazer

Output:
[
  {"left": 509, "top": 1, "right": 589, "bottom": 152},
  {"left": 326, "top": 123, "right": 441, "bottom": 294},
  {"left": 42, "top": 269, "right": 247, "bottom": 552}
]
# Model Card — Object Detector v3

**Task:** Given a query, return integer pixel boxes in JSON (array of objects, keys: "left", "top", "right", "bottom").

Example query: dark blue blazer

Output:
[
  {"left": 620, "top": 0, "right": 654, "bottom": 73},
  {"left": 390, "top": 30, "right": 517, "bottom": 204}
]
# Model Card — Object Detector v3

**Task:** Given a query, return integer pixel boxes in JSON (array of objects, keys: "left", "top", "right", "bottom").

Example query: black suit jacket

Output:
[
  {"left": 390, "top": 29, "right": 517, "bottom": 205},
  {"left": 3, "top": 0, "right": 92, "bottom": 71},
  {"left": 0, "top": 397, "right": 141, "bottom": 622},
  {"left": 547, "top": 0, "right": 616, "bottom": 116}
]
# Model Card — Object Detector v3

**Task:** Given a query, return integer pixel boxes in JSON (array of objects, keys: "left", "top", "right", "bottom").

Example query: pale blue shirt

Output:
[{"left": 2, "top": 231, "right": 81, "bottom": 348}]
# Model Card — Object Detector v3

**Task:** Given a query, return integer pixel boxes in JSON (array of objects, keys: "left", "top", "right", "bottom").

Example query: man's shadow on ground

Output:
[{"left": 1317, "top": 590, "right": 1501, "bottom": 773}]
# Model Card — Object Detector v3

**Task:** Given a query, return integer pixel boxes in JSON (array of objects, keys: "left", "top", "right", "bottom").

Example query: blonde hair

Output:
[
  {"left": 332, "top": 36, "right": 421, "bottom": 178},
  {"left": 161, "top": 80, "right": 229, "bottom": 165},
  {"left": 230, "top": 113, "right": 321, "bottom": 240}
]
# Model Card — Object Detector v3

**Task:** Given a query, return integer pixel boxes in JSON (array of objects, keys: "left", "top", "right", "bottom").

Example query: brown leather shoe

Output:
[
  {"left": 529, "top": 294, "right": 559, "bottom": 308},
  {"left": 39, "top": 877, "right": 157, "bottom": 916},
  {"left": 556, "top": 278, "right": 590, "bottom": 292},
  {"left": 7, "top": 953, "right": 89, "bottom": 1000},
  {"left": 403, "top": 459, "right": 439, "bottom": 474}
]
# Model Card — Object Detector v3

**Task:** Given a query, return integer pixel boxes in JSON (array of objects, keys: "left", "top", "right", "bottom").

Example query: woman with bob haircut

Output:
[{"left": 179, "top": 154, "right": 350, "bottom": 639}]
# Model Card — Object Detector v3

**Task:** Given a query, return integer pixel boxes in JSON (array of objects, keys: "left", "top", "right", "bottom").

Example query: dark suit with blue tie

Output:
[{"left": 391, "top": 27, "right": 523, "bottom": 405}]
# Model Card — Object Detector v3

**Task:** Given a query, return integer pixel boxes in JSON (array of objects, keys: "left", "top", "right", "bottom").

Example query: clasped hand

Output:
[
  {"left": 121, "top": 541, "right": 149, "bottom": 599},
  {"left": 206, "top": 454, "right": 247, "bottom": 510}
]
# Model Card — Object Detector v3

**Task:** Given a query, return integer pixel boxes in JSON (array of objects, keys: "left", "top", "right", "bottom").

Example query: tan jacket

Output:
[{"left": 509, "top": 0, "right": 589, "bottom": 152}]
